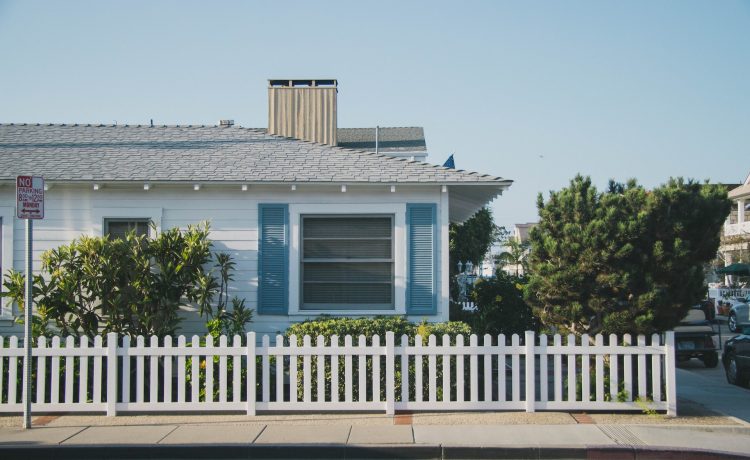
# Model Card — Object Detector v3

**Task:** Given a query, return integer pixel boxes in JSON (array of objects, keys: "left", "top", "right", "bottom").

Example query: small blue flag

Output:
[{"left": 443, "top": 154, "right": 455, "bottom": 169}]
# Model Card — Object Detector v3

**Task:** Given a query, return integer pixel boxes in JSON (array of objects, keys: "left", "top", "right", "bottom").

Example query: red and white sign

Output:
[{"left": 16, "top": 176, "right": 45, "bottom": 219}]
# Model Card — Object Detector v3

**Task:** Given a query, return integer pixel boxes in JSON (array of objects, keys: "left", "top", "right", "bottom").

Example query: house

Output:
[
  {"left": 716, "top": 172, "right": 750, "bottom": 287},
  {"left": 478, "top": 222, "right": 536, "bottom": 277},
  {"left": 0, "top": 79, "right": 512, "bottom": 336}
]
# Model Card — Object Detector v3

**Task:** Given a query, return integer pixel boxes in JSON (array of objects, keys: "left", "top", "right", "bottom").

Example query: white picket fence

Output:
[{"left": 0, "top": 331, "right": 676, "bottom": 416}]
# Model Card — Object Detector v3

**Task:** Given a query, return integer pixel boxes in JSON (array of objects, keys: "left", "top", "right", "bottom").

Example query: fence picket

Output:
[
  {"left": 609, "top": 334, "right": 618, "bottom": 402},
  {"left": 511, "top": 334, "right": 520, "bottom": 402},
  {"left": 275, "top": 335, "right": 284, "bottom": 403},
  {"left": 93, "top": 336, "right": 102, "bottom": 404},
  {"left": 651, "top": 333, "right": 662, "bottom": 402},
  {"left": 442, "top": 334, "right": 450, "bottom": 403},
  {"left": 303, "top": 335, "right": 312, "bottom": 403},
  {"left": 539, "top": 335, "right": 548, "bottom": 402},
  {"left": 219, "top": 335, "right": 227, "bottom": 403},
  {"left": 191, "top": 335, "right": 200, "bottom": 403},
  {"left": 79, "top": 336, "right": 89, "bottom": 404},
  {"left": 316, "top": 335, "right": 325, "bottom": 403},
  {"left": 456, "top": 335, "right": 464, "bottom": 403},
  {"left": 357, "top": 335, "right": 366, "bottom": 402},
  {"left": 246, "top": 332, "right": 256, "bottom": 415},
  {"left": 344, "top": 335, "right": 353, "bottom": 403},
  {"left": 150, "top": 336, "right": 159, "bottom": 403},
  {"left": 428, "top": 335, "right": 437, "bottom": 403},
  {"left": 372, "top": 335, "right": 381, "bottom": 403},
  {"left": 385, "top": 332, "right": 395, "bottom": 414},
  {"left": 289, "top": 335, "right": 298, "bottom": 403},
  {"left": 415, "top": 335, "right": 423, "bottom": 403},
  {"left": 36, "top": 337, "right": 46, "bottom": 404},
  {"left": 581, "top": 334, "right": 590, "bottom": 403},
  {"left": 498, "top": 334, "right": 506, "bottom": 402},
  {"left": 484, "top": 334, "right": 494, "bottom": 401},
  {"left": 64, "top": 336, "right": 75, "bottom": 404},
  {"left": 136, "top": 336, "right": 145, "bottom": 403},
  {"left": 553, "top": 335, "right": 562, "bottom": 402},
  {"left": 637, "top": 335, "right": 647, "bottom": 398},
  {"left": 205, "top": 335, "right": 214, "bottom": 403},
  {"left": 50, "top": 336, "right": 59, "bottom": 404},
  {"left": 8, "top": 337, "right": 19, "bottom": 404},
  {"left": 232, "top": 335, "right": 240, "bottom": 403},
  {"left": 470, "top": 335, "right": 478, "bottom": 402},
  {"left": 177, "top": 336, "right": 186, "bottom": 404}
]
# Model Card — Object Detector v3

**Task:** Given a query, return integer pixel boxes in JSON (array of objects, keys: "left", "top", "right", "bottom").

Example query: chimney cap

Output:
[
  {"left": 219, "top": 119, "right": 235, "bottom": 127},
  {"left": 269, "top": 79, "right": 337, "bottom": 88}
]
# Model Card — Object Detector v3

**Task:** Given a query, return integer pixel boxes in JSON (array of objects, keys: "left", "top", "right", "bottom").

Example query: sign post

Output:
[{"left": 16, "top": 175, "right": 44, "bottom": 429}]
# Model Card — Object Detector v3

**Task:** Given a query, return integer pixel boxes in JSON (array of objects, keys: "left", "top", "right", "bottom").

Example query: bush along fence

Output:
[{"left": 0, "top": 331, "right": 676, "bottom": 416}]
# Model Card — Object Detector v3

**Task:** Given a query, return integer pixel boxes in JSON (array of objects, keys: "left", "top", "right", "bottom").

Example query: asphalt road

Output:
[{"left": 677, "top": 333, "right": 750, "bottom": 422}]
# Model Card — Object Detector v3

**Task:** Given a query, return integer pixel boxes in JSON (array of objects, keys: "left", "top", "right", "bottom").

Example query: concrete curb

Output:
[{"left": 0, "top": 444, "right": 748, "bottom": 459}]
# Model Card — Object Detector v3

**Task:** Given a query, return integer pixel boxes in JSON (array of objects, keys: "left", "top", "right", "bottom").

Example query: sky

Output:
[{"left": 1, "top": 0, "right": 748, "bottom": 230}]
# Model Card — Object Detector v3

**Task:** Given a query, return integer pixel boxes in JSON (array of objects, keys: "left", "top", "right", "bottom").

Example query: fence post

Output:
[
  {"left": 385, "top": 331, "right": 395, "bottom": 415},
  {"left": 106, "top": 332, "right": 118, "bottom": 416},
  {"left": 247, "top": 332, "right": 256, "bottom": 416},
  {"left": 664, "top": 331, "right": 677, "bottom": 417},
  {"left": 525, "top": 331, "right": 535, "bottom": 413}
]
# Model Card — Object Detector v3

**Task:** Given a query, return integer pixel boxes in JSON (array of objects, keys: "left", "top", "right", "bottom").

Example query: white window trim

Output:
[
  {"left": 92, "top": 207, "right": 163, "bottom": 237},
  {"left": 0, "top": 207, "right": 15, "bottom": 319},
  {"left": 288, "top": 203, "right": 406, "bottom": 316}
]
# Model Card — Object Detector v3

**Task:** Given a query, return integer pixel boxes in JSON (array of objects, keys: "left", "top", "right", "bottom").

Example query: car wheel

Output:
[
  {"left": 725, "top": 352, "right": 749, "bottom": 387},
  {"left": 728, "top": 312, "right": 738, "bottom": 333},
  {"left": 702, "top": 352, "right": 719, "bottom": 368}
]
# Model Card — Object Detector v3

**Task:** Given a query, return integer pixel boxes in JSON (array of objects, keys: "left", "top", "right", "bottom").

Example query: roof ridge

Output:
[
  {"left": 0, "top": 122, "right": 267, "bottom": 131},
  {"left": 260, "top": 130, "right": 505, "bottom": 182}
]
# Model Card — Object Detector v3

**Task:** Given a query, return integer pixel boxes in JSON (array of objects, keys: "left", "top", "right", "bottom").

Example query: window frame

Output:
[
  {"left": 299, "top": 213, "right": 395, "bottom": 311},
  {"left": 103, "top": 217, "right": 152, "bottom": 240}
]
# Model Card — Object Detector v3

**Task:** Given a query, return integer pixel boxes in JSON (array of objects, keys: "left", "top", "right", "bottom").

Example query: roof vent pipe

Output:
[{"left": 375, "top": 126, "right": 379, "bottom": 154}]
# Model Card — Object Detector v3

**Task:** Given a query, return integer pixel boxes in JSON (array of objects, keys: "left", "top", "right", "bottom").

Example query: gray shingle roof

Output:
[
  {"left": 0, "top": 124, "right": 510, "bottom": 186},
  {"left": 337, "top": 127, "right": 426, "bottom": 153}
]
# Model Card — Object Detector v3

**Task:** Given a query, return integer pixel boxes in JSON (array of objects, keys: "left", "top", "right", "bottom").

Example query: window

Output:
[
  {"left": 301, "top": 215, "right": 394, "bottom": 310},
  {"left": 104, "top": 218, "right": 150, "bottom": 240}
]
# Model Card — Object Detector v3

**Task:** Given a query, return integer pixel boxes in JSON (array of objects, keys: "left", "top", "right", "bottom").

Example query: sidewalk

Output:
[{"left": 1, "top": 411, "right": 749, "bottom": 459}]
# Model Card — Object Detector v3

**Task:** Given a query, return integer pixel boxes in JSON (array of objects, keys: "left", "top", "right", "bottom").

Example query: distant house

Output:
[
  {"left": 0, "top": 79, "right": 512, "bottom": 336},
  {"left": 717, "top": 172, "right": 750, "bottom": 286}
]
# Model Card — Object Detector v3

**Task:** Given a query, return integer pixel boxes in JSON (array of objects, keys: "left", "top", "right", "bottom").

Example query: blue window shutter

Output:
[
  {"left": 258, "top": 204, "right": 289, "bottom": 314},
  {"left": 406, "top": 203, "right": 437, "bottom": 315}
]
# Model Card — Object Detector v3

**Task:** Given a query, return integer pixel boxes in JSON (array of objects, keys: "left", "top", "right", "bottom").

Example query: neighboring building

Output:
[
  {"left": 0, "top": 79, "right": 512, "bottom": 336},
  {"left": 718, "top": 172, "right": 750, "bottom": 285},
  {"left": 479, "top": 222, "right": 537, "bottom": 277}
]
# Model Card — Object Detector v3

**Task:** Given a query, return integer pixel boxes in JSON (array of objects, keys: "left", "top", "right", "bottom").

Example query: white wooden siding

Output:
[{"left": 0, "top": 185, "right": 448, "bottom": 336}]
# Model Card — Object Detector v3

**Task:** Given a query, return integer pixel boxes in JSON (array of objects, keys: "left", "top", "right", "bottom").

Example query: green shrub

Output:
[
  {"left": 284, "top": 316, "right": 472, "bottom": 402},
  {"left": 2, "top": 222, "right": 220, "bottom": 339},
  {"left": 463, "top": 271, "right": 537, "bottom": 336}
]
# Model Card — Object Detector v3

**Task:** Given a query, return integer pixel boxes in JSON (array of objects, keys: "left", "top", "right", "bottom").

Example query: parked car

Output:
[
  {"left": 726, "top": 295, "right": 750, "bottom": 333},
  {"left": 674, "top": 306, "right": 719, "bottom": 368},
  {"left": 723, "top": 327, "right": 750, "bottom": 387}
]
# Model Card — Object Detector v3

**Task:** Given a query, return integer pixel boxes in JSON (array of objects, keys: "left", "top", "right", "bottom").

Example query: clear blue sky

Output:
[{"left": 1, "top": 0, "right": 748, "bottom": 229}]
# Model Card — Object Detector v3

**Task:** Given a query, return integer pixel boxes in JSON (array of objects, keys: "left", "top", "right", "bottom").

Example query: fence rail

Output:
[{"left": 0, "top": 331, "right": 676, "bottom": 416}]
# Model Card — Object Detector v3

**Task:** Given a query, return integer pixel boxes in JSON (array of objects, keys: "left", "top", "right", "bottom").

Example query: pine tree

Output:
[{"left": 526, "top": 175, "right": 730, "bottom": 336}]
